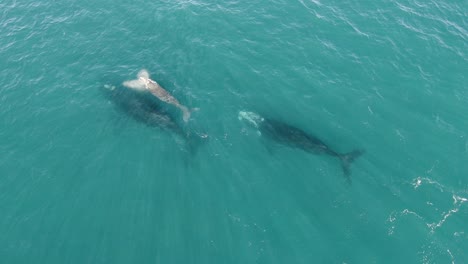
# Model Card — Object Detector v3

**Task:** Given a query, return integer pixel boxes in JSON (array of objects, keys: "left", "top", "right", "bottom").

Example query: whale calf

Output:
[
  {"left": 238, "top": 111, "right": 364, "bottom": 180},
  {"left": 102, "top": 84, "right": 186, "bottom": 137},
  {"left": 123, "top": 69, "right": 192, "bottom": 122},
  {"left": 101, "top": 83, "right": 206, "bottom": 153}
]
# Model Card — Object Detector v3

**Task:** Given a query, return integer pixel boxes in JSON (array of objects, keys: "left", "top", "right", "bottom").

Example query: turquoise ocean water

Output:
[{"left": 1, "top": 0, "right": 467, "bottom": 263}]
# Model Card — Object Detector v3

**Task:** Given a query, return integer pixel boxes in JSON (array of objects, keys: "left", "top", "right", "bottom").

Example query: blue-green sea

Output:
[{"left": 1, "top": 0, "right": 467, "bottom": 263}]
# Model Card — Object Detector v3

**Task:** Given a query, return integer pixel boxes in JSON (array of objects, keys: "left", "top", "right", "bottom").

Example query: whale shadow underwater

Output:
[
  {"left": 239, "top": 111, "right": 364, "bottom": 181},
  {"left": 100, "top": 82, "right": 207, "bottom": 154}
]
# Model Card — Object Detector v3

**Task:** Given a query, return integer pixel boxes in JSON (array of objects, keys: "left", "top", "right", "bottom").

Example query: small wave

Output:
[{"left": 388, "top": 176, "right": 467, "bottom": 262}]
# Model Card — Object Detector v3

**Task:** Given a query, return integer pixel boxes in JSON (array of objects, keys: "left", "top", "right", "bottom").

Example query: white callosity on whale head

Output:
[{"left": 238, "top": 111, "right": 264, "bottom": 128}]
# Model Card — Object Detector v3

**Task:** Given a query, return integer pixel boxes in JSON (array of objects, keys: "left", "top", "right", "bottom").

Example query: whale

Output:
[
  {"left": 123, "top": 69, "right": 192, "bottom": 122},
  {"left": 238, "top": 111, "right": 364, "bottom": 180},
  {"left": 101, "top": 83, "right": 205, "bottom": 153}
]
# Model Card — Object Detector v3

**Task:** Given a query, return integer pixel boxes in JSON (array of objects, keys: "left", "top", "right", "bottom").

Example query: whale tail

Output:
[
  {"left": 122, "top": 69, "right": 150, "bottom": 91},
  {"left": 186, "top": 131, "right": 209, "bottom": 155},
  {"left": 339, "top": 149, "right": 364, "bottom": 179},
  {"left": 180, "top": 106, "right": 200, "bottom": 122},
  {"left": 181, "top": 106, "right": 191, "bottom": 122}
]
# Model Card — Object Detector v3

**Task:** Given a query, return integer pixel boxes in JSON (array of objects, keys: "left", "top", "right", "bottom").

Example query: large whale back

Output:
[
  {"left": 239, "top": 110, "right": 363, "bottom": 179},
  {"left": 100, "top": 84, "right": 185, "bottom": 137},
  {"left": 259, "top": 117, "right": 332, "bottom": 154},
  {"left": 100, "top": 83, "right": 208, "bottom": 155}
]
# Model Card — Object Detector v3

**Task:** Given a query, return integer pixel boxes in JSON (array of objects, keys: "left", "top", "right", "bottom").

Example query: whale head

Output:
[
  {"left": 122, "top": 69, "right": 152, "bottom": 91},
  {"left": 238, "top": 111, "right": 264, "bottom": 128}
]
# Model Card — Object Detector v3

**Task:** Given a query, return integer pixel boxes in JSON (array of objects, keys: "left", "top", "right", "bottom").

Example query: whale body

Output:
[
  {"left": 102, "top": 84, "right": 186, "bottom": 137},
  {"left": 101, "top": 83, "right": 207, "bottom": 153},
  {"left": 239, "top": 111, "right": 363, "bottom": 180},
  {"left": 123, "top": 69, "right": 192, "bottom": 122}
]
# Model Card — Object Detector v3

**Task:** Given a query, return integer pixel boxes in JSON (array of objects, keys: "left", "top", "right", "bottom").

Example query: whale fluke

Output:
[
  {"left": 181, "top": 106, "right": 191, "bottom": 122},
  {"left": 339, "top": 149, "right": 364, "bottom": 177}
]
